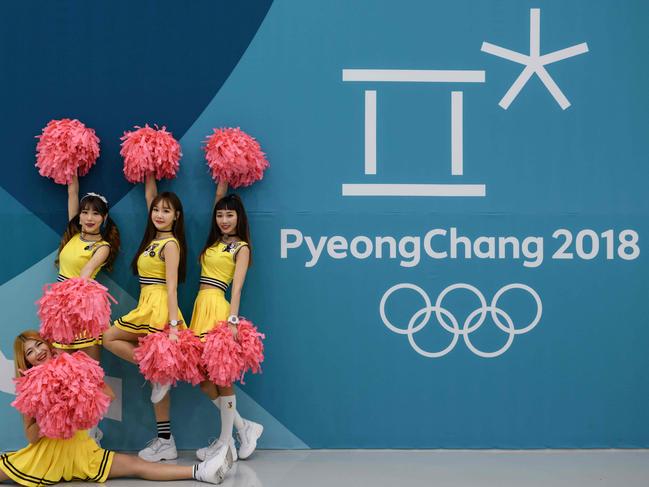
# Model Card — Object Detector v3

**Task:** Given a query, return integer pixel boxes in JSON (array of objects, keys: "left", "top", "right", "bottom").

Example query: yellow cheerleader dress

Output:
[
  {"left": 190, "top": 240, "right": 248, "bottom": 341},
  {"left": 0, "top": 430, "right": 114, "bottom": 486},
  {"left": 114, "top": 236, "right": 185, "bottom": 334},
  {"left": 53, "top": 233, "right": 110, "bottom": 350}
]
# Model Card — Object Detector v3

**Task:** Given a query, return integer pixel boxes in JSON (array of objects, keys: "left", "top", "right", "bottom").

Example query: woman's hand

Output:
[
  {"left": 228, "top": 323, "right": 238, "bottom": 340},
  {"left": 168, "top": 326, "right": 179, "bottom": 342}
]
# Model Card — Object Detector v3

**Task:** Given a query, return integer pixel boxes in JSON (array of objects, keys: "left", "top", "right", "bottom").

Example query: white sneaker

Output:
[
  {"left": 237, "top": 420, "right": 263, "bottom": 460},
  {"left": 194, "top": 442, "right": 234, "bottom": 484},
  {"left": 138, "top": 435, "right": 178, "bottom": 462},
  {"left": 196, "top": 437, "right": 237, "bottom": 462},
  {"left": 151, "top": 382, "right": 171, "bottom": 404}
]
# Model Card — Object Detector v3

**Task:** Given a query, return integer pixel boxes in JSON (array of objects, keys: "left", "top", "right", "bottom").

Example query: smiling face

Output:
[
  {"left": 23, "top": 339, "right": 52, "bottom": 367},
  {"left": 216, "top": 209, "right": 238, "bottom": 236},
  {"left": 151, "top": 199, "right": 178, "bottom": 232},
  {"left": 79, "top": 204, "right": 106, "bottom": 234}
]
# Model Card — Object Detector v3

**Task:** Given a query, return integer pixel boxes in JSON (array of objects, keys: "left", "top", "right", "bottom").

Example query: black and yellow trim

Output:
[
  {"left": 88, "top": 449, "right": 113, "bottom": 482},
  {"left": 51, "top": 335, "right": 102, "bottom": 350},
  {"left": 198, "top": 276, "right": 228, "bottom": 291},
  {"left": 0, "top": 453, "right": 58, "bottom": 486},
  {"left": 115, "top": 319, "right": 160, "bottom": 334},
  {"left": 138, "top": 276, "right": 166, "bottom": 285}
]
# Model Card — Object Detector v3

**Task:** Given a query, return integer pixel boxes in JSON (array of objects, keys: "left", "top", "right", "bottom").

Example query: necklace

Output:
[{"left": 80, "top": 231, "right": 101, "bottom": 241}]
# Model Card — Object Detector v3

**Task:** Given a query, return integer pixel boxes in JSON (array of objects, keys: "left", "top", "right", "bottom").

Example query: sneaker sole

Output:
[
  {"left": 138, "top": 452, "right": 179, "bottom": 462},
  {"left": 238, "top": 424, "right": 263, "bottom": 460},
  {"left": 215, "top": 449, "right": 234, "bottom": 483}
]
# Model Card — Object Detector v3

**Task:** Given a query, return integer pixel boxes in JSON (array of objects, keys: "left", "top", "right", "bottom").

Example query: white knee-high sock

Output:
[
  {"left": 212, "top": 396, "right": 245, "bottom": 431},
  {"left": 218, "top": 395, "right": 236, "bottom": 443}
]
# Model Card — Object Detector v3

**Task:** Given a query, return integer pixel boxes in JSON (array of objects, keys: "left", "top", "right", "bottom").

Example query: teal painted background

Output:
[{"left": 1, "top": 0, "right": 647, "bottom": 449}]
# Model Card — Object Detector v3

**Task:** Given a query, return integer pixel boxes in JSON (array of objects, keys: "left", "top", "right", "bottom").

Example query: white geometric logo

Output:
[
  {"left": 481, "top": 8, "right": 589, "bottom": 110},
  {"left": 341, "top": 8, "right": 588, "bottom": 197},
  {"left": 380, "top": 283, "right": 542, "bottom": 358}
]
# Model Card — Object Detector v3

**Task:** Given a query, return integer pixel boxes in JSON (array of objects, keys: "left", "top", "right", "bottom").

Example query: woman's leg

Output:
[
  {"left": 153, "top": 391, "right": 171, "bottom": 425},
  {"left": 82, "top": 344, "right": 101, "bottom": 361},
  {"left": 138, "top": 391, "right": 177, "bottom": 461},
  {"left": 216, "top": 385, "right": 237, "bottom": 442},
  {"left": 0, "top": 467, "right": 11, "bottom": 482},
  {"left": 102, "top": 327, "right": 139, "bottom": 363},
  {"left": 108, "top": 453, "right": 192, "bottom": 480},
  {"left": 58, "top": 344, "right": 100, "bottom": 361},
  {"left": 200, "top": 382, "right": 244, "bottom": 434},
  {"left": 200, "top": 380, "right": 219, "bottom": 400}
]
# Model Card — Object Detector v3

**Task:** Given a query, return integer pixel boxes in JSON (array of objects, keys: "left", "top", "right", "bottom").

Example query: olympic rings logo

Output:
[{"left": 379, "top": 283, "right": 542, "bottom": 358}]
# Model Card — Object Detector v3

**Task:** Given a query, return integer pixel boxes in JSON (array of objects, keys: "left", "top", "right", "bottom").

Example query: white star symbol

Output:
[{"left": 481, "top": 8, "right": 589, "bottom": 110}]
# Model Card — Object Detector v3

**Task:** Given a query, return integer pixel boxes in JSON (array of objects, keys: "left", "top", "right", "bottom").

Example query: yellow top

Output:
[
  {"left": 137, "top": 236, "right": 179, "bottom": 285},
  {"left": 58, "top": 233, "right": 110, "bottom": 281},
  {"left": 199, "top": 241, "right": 248, "bottom": 291}
]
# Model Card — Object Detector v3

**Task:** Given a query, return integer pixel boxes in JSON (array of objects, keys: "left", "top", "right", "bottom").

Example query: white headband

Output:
[{"left": 81, "top": 192, "right": 108, "bottom": 206}]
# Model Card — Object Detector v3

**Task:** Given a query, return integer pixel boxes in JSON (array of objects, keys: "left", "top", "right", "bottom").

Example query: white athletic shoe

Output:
[
  {"left": 237, "top": 420, "right": 263, "bottom": 460},
  {"left": 194, "top": 444, "right": 234, "bottom": 484},
  {"left": 150, "top": 382, "right": 170, "bottom": 404},
  {"left": 138, "top": 435, "right": 178, "bottom": 462},
  {"left": 196, "top": 437, "right": 238, "bottom": 462}
]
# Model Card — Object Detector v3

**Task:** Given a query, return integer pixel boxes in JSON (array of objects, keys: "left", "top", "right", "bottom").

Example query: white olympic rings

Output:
[{"left": 379, "top": 283, "right": 542, "bottom": 358}]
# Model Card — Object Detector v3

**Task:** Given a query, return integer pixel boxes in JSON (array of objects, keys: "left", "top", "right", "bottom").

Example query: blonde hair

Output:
[{"left": 13, "top": 330, "right": 53, "bottom": 378}]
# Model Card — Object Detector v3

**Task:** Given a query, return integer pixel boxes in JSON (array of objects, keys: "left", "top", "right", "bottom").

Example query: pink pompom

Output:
[
  {"left": 120, "top": 124, "right": 181, "bottom": 183},
  {"left": 35, "top": 119, "right": 100, "bottom": 185},
  {"left": 203, "top": 127, "right": 269, "bottom": 188},
  {"left": 133, "top": 329, "right": 181, "bottom": 386},
  {"left": 12, "top": 352, "right": 111, "bottom": 439},
  {"left": 176, "top": 329, "right": 206, "bottom": 386},
  {"left": 202, "top": 323, "right": 245, "bottom": 387},
  {"left": 37, "top": 278, "right": 116, "bottom": 344},
  {"left": 237, "top": 318, "right": 265, "bottom": 379}
]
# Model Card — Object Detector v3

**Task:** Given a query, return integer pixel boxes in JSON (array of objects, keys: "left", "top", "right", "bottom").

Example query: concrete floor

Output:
[{"left": 69, "top": 449, "right": 649, "bottom": 487}]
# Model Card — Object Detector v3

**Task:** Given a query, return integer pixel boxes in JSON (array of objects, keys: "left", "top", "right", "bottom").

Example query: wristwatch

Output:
[
  {"left": 227, "top": 315, "right": 240, "bottom": 325},
  {"left": 169, "top": 319, "right": 181, "bottom": 327}
]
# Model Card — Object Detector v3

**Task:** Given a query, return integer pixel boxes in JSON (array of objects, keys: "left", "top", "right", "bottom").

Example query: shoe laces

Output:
[
  {"left": 144, "top": 437, "right": 163, "bottom": 451},
  {"left": 206, "top": 438, "right": 225, "bottom": 454}
]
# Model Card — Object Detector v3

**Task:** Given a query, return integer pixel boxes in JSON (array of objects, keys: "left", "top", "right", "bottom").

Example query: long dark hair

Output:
[
  {"left": 56, "top": 194, "right": 120, "bottom": 271},
  {"left": 131, "top": 192, "right": 187, "bottom": 282},
  {"left": 199, "top": 194, "right": 252, "bottom": 265}
]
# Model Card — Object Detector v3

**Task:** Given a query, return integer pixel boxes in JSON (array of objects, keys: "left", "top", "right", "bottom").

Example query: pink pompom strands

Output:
[
  {"left": 134, "top": 330, "right": 182, "bottom": 386},
  {"left": 120, "top": 124, "right": 181, "bottom": 183},
  {"left": 202, "top": 323, "right": 245, "bottom": 387},
  {"left": 37, "top": 277, "right": 116, "bottom": 344},
  {"left": 12, "top": 352, "right": 111, "bottom": 439},
  {"left": 203, "top": 127, "right": 269, "bottom": 188},
  {"left": 35, "top": 119, "right": 100, "bottom": 184},
  {"left": 176, "top": 329, "right": 206, "bottom": 386},
  {"left": 237, "top": 319, "right": 265, "bottom": 378},
  {"left": 134, "top": 329, "right": 206, "bottom": 387},
  {"left": 202, "top": 319, "right": 265, "bottom": 386}
]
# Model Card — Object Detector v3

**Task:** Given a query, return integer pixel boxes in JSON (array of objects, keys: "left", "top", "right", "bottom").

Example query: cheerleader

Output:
[
  {"left": 102, "top": 174, "right": 186, "bottom": 462},
  {"left": 191, "top": 182, "right": 263, "bottom": 463},
  {"left": 0, "top": 331, "right": 232, "bottom": 486},
  {"left": 53, "top": 174, "right": 120, "bottom": 360}
]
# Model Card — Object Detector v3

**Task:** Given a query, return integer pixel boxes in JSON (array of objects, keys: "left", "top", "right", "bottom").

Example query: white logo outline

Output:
[
  {"left": 380, "top": 283, "right": 542, "bottom": 358},
  {"left": 481, "top": 8, "right": 589, "bottom": 110}
]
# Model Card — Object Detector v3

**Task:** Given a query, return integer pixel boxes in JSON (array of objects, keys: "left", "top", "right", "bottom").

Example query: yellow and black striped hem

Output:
[
  {"left": 88, "top": 449, "right": 114, "bottom": 483},
  {"left": 114, "top": 318, "right": 161, "bottom": 334},
  {"left": 0, "top": 453, "right": 58, "bottom": 486},
  {"left": 51, "top": 336, "right": 102, "bottom": 350}
]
